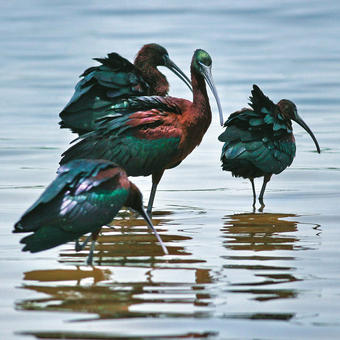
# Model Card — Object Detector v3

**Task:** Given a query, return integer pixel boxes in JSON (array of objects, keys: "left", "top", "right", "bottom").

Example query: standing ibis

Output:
[
  {"left": 218, "top": 84, "right": 321, "bottom": 208},
  {"left": 60, "top": 49, "right": 223, "bottom": 214},
  {"left": 59, "top": 43, "right": 192, "bottom": 135},
  {"left": 13, "top": 159, "right": 168, "bottom": 264}
]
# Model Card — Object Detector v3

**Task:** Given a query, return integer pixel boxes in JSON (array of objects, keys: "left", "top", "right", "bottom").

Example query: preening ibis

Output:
[
  {"left": 59, "top": 43, "right": 192, "bottom": 134},
  {"left": 219, "top": 84, "right": 320, "bottom": 208},
  {"left": 13, "top": 159, "right": 168, "bottom": 264},
  {"left": 60, "top": 49, "right": 223, "bottom": 214}
]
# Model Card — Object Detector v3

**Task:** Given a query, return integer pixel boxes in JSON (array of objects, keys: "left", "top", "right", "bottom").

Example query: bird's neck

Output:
[
  {"left": 191, "top": 66, "right": 212, "bottom": 122},
  {"left": 134, "top": 58, "right": 168, "bottom": 96}
]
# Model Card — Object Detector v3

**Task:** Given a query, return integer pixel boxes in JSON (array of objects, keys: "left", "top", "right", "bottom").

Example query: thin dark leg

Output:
[
  {"left": 86, "top": 229, "right": 101, "bottom": 265},
  {"left": 86, "top": 240, "right": 97, "bottom": 265},
  {"left": 250, "top": 178, "right": 256, "bottom": 208},
  {"left": 147, "top": 171, "right": 164, "bottom": 216},
  {"left": 258, "top": 174, "right": 272, "bottom": 210},
  {"left": 75, "top": 235, "right": 91, "bottom": 252}
]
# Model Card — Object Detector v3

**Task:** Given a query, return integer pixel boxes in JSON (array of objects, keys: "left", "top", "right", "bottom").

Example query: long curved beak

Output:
[
  {"left": 199, "top": 63, "right": 224, "bottom": 126},
  {"left": 163, "top": 56, "right": 192, "bottom": 93},
  {"left": 294, "top": 114, "right": 321, "bottom": 153},
  {"left": 139, "top": 207, "right": 169, "bottom": 255}
]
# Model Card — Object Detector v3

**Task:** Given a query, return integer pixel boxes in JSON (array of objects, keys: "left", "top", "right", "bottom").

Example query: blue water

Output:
[{"left": 1, "top": 1, "right": 340, "bottom": 339}]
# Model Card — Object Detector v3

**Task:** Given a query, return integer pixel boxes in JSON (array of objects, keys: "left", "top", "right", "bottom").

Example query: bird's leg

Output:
[
  {"left": 147, "top": 183, "right": 157, "bottom": 217},
  {"left": 147, "top": 170, "right": 164, "bottom": 216},
  {"left": 250, "top": 178, "right": 256, "bottom": 208},
  {"left": 86, "top": 229, "right": 100, "bottom": 265},
  {"left": 258, "top": 174, "right": 272, "bottom": 210},
  {"left": 75, "top": 235, "right": 92, "bottom": 252}
]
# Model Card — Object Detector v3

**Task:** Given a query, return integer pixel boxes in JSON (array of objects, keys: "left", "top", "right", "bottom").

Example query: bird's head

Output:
[
  {"left": 139, "top": 43, "right": 169, "bottom": 65},
  {"left": 137, "top": 43, "right": 192, "bottom": 92},
  {"left": 125, "top": 182, "right": 168, "bottom": 255},
  {"left": 277, "top": 99, "right": 321, "bottom": 153},
  {"left": 125, "top": 182, "right": 145, "bottom": 215},
  {"left": 192, "top": 49, "right": 224, "bottom": 126}
]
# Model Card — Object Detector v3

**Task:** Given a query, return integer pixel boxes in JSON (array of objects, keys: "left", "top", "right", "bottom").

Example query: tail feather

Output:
[
  {"left": 13, "top": 221, "right": 25, "bottom": 233},
  {"left": 20, "top": 226, "right": 82, "bottom": 253},
  {"left": 60, "top": 139, "right": 94, "bottom": 165}
]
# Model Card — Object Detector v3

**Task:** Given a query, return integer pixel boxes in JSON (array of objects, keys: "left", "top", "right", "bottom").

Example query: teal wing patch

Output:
[
  {"left": 60, "top": 96, "right": 182, "bottom": 176},
  {"left": 59, "top": 53, "right": 150, "bottom": 134},
  {"left": 222, "top": 85, "right": 292, "bottom": 135},
  {"left": 14, "top": 160, "right": 123, "bottom": 232},
  {"left": 221, "top": 133, "right": 296, "bottom": 176}
]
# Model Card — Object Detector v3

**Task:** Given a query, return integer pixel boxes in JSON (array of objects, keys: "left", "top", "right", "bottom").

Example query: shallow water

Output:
[{"left": 1, "top": 1, "right": 340, "bottom": 339}]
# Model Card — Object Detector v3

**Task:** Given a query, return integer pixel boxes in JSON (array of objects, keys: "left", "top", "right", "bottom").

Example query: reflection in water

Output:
[
  {"left": 17, "top": 210, "right": 215, "bottom": 324},
  {"left": 23, "top": 266, "right": 111, "bottom": 285},
  {"left": 59, "top": 210, "right": 190, "bottom": 265},
  {"left": 221, "top": 213, "right": 318, "bottom": 310},
  {"left": 16, "top": 210, "right": 322, "bottom": 338},
  {"left": 18, "top": 266, "right": 213, "bottom": 319}
]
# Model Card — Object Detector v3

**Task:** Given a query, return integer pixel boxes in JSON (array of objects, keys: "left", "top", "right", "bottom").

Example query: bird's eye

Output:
[
  {"left": 200, "top": 56, "right": 212, "bottom": 67},
  {"left": 195, "top": 49, "right": 212, "bottom": 67}
]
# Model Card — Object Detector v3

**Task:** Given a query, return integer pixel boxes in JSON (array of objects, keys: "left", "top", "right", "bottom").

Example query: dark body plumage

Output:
[
  {"left": 219, "top": 85, "right": 320, "bottom": 207},
  {"left": 13, "top": 159, "right": 167, "bottom": 263},
  {"left": 60, "top": 49, "right": 223, "bottom": 213},
  {"left": 59, "top": 44, "right": 191, "bottom": 135}
]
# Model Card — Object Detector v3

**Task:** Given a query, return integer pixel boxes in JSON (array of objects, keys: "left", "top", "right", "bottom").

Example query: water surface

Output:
[{"left": 1, "top": 1, "right": 340, "bottom": 339}]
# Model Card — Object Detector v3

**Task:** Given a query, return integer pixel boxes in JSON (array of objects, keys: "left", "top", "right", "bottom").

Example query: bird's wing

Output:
[
  {"left": 220, "top": 125, "right": 296, "bottom": 175},
  {"left": 219, "top": 85, "right": 295, "bottom": 176},
  {"left": 18, "top": 171, "right": 129, "bottom": 253},
  {"left": 222, "top": 85, "right": 291, "bottom": 135},
  {"left": 14, "top": 160, "right": 125, "bottom": 233},
  {"left": 57, "top": 167, "right": 129, "bottom": 233},
  {"left": 59, "top": 53, "right": 150, "bottom": 134},
  {"left": 60, "top": 96, "right": 183, "bottom": 176},
  {"left": 249, "top": 84, "right": 277, "bottom": 115}
]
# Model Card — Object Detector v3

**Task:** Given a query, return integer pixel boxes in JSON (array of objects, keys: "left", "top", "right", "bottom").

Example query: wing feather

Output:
[
  {"left": 59, "top": 53, "right": 149, "bottom": 134},
  {"left": 14, "top": 160, "right": 122, "bottom": 233},
  {"left": 60, "top": 96, "right": 182, "bottom": 176}
]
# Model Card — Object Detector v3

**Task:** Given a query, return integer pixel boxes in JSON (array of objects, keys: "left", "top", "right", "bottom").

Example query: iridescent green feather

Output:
[
  {"left": 14, "top": 160, "right": 130, "bottom": 253},
  {"left": 60, "top": 96, "right": 182, "bottom": 176},
  {"left": 219, "top": 85, "right": 296, "bottom": 178},
  {"left": 59, "top": 53, "right": 149, "bottom": 134}
]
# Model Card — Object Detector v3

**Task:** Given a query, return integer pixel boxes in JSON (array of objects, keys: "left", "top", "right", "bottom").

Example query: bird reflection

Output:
[
  {"left": 58, "top": 209, "right": 188, "bottom": 265},
  {"left": 17, "top": 267, "right": 214, "bottom": 320},
  {"left": 223, "top": 212, "right": 300, "bottom": 252},
  {"left": 221, "top": 212, "right": 315, "bottom": 304},
  {"left": 16, "top": 210, "right": 215, "bottom": 321},
  {"left": 23, "top": 266, "right": 111, "bottom": 285}
]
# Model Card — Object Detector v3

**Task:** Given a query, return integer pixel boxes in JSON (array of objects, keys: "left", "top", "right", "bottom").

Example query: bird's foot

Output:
[
  {"left": 258, "top": 198, "right": 265, "bottom": 212},
  {"left": 86, "top": 256, "right": 93, "bottom": 266},
  {"left": 75, "top": 235, "right": 91, "bottom": 252},
  {"left": 252, "top": 199, "right": 256, "bottom": 213}
]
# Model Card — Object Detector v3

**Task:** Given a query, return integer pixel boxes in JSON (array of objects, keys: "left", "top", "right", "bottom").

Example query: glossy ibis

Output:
[
  {"left": 13, "top": 159, "right": 168, "bottom": 264},
  {"left": 60, "top": 49, "right": 223, "bottom": 214},
  {"left": 218, "top": 84, "right": 320, "bottom": 208},
  {"left": 59, "top": 43, "right": 192, "bottom": 135}
]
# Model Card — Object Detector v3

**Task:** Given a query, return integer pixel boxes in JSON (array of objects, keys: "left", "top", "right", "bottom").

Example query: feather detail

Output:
[
  {"left": 60, "top": 96, "right": 184, "bottom": 176},
  {"left": 59, "top": 53, "right": 150, "bottom": 134},
  {"left": 219, "top": 85, "right": 296, "bottom": 179}
]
